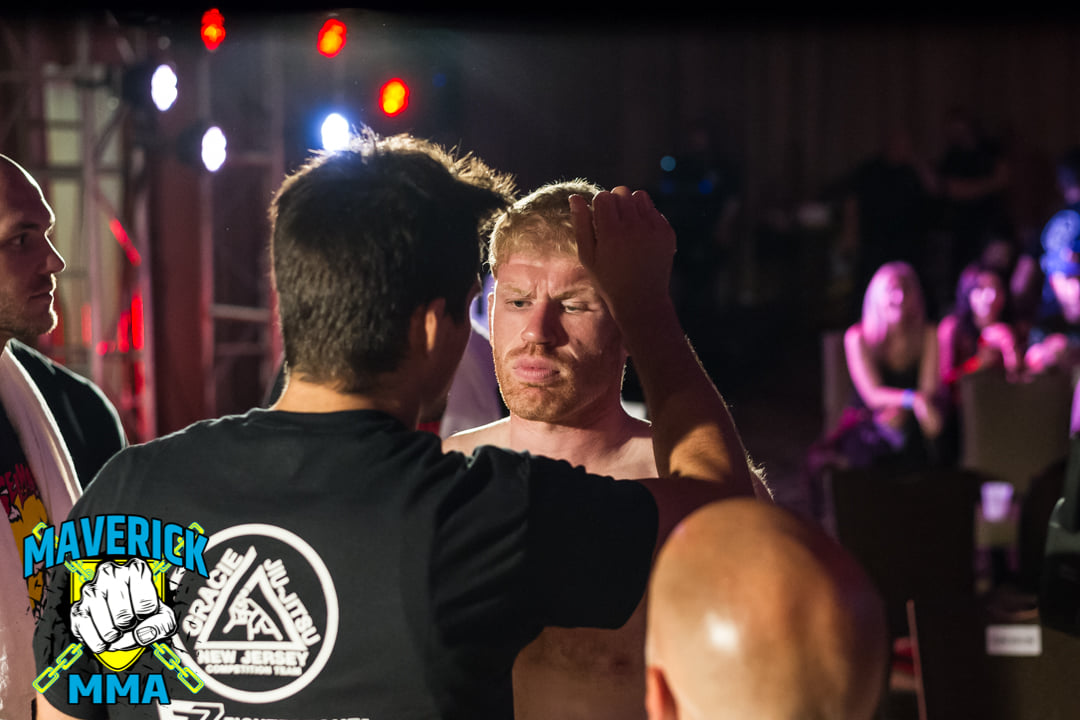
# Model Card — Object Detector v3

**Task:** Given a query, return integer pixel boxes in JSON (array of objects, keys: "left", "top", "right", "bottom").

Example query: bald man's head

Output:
[
  {"left": 0, "top": 155, "right": 64, "bottom": 345},
  {"left": 646, "top": 499, "right": 888, "bottom": 720}
]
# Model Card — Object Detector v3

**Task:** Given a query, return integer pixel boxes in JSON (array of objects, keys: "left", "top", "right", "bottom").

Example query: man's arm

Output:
[{"left": 571, "top": 188, "right": 766, "bottom": 500}]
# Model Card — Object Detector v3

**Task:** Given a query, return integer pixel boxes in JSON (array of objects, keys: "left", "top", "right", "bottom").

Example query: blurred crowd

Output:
[{"left": 807, "top": 109, "right": 1080, "bottom": 483}]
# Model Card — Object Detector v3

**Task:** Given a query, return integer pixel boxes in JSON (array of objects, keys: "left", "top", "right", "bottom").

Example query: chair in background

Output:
[
  {"left": 828, "top": 466, "right": 983, "bottom": 640},
  {"left": 907, "top": 594, "right": 1080, "bottom": 720},
  {"left": 958, "top": 368, "right": 1073, "bottom": 581},
  {"left": 1016, "top": 456, "right": 1069, "bottom": 594},
  {"left": 958, "top": 368, "right": 1072, "bottom": 497}
]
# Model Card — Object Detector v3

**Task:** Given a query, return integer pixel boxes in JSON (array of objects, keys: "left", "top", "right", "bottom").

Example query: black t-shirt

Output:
[
  {"left": 34, "top": 408, "right": 657, "bottom": 720},
  {"left": 9, "top": 339, "right": 126, "bottom": 488}
]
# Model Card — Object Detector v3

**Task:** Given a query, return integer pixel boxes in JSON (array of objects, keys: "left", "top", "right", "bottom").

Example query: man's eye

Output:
[
  {"left": 508, "top": 299, "right": 529, "bottom": 309},
  {"left": 563, "top": 304, "right": 587, "bottom": 313}
]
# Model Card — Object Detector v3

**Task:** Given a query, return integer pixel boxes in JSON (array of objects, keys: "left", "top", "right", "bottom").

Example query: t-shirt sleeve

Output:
[
  {"left": 431, "top": 447, "right": 658, "bottom": 644},
  {"left": 522, "top": 453, "right": 658, "bottom": 628}
]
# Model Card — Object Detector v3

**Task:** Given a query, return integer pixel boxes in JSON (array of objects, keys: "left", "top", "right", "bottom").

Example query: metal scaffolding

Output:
[
  {"left": 0, "top": 12, "right": 285, "bottom": 439},
  {"left": 0, "top": 15, "right": 158, "bottom": 442}
]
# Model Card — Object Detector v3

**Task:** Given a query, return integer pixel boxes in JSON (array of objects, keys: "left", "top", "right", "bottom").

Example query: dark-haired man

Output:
[{"left": 36, "top": 133, "right": 753, "bottom": 720}]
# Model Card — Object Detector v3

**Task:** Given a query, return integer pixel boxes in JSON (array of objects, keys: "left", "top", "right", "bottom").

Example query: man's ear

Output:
[
  {"left": 645, "top": 666, "right": 678, "bottom": 720},
  {"left": 407, "top": 298, "right": 448, "bottom": 360},
  {"left": 422, "top": 297, "right": 448, "bottom": 356}
]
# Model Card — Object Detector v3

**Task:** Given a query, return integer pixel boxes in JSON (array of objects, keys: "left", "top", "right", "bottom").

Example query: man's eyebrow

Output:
[
  {"left": 500, "top": 283, "right": 533, "bottom": 296},
  {"left": 552, "top": 285, "right": 600, "bottom": 301}
]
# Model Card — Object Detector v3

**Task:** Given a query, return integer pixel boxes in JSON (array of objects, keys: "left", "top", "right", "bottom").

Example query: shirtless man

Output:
[
  {"left": 444, "top": 179, "right": 768, "bottom": 720},
  {"left": 646, "top": 498, "right": 889, "bottom": 720}
]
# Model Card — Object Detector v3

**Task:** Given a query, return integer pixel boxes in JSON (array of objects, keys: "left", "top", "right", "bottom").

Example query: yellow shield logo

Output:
[{"left": 70, "top": 559, "right": 168, "bottom": 672}]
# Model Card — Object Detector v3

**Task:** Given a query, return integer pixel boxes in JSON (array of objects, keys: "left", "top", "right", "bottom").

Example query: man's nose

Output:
[
  {"left": 42, "top": 237, "right": 66, "bottom": 274},
  {"left": 521, "top": 301, "right": 559, "bottom": 344}
]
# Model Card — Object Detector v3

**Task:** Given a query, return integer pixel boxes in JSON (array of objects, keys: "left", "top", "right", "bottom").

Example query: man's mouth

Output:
[
  {"left": 511, "top": 358, "right": 560, "bottom": 384},
  {"left": 29, "top": 281, "right": 55, "bottom": 301}
]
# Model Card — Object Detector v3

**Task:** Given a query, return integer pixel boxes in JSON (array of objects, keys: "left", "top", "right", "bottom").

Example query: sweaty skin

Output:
[
  {"left": 446, "top": 410, "right": 659, "bottom": 720},
  {"left": 645, "top": 499, "right": 889, "bottom": 720},
  {"left": 444, "top": 185, "right": 764, "bottom": 720}
]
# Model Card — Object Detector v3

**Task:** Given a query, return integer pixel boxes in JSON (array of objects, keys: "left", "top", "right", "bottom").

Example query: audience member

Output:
[
  {"left": 933, "top": 107, "right": 1012, "bottom": 288},
  {"left": 835, "top": 261, "right": 945, "bottom": 471},
  {"left": 35, "top": 135, "right": 757, "bottom": 720},
  {"left": 979, "top": 235, "right": 1043, "bottom": 342},
  {"left": 0, "top": 154, "right": 126, "bottom": 718},
  {"left": 936, "top": 261, "right": 1021, "bottom": 466},
  {"left": 1026, "top": 147, "right": 1080, "bottom": 375},
  {"left": 445, "top": 178, "right": 767, "bottom": 720},
  {"left": 938, "top": 261, "right": 1021, "bottom": 388},
  {"left": 840, "top": 125, "right": 935, "bottom": 313},
  {"left": 645, "top": 498, "right": 889, "bottom": 720},
  {"left": 654, "top": 127, "right": 741, "bottom": 337}
]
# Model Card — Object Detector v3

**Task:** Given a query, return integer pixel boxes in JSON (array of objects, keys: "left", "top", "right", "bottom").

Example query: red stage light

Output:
[
  {"left": 201, "top": 9, "right": 226, "bottom": 52},
  {"left": 317, "top": 18, "right": 347, "bottom": 58},
  {"left": 379, "top": 78, "right": 409, "bottom": 117}
]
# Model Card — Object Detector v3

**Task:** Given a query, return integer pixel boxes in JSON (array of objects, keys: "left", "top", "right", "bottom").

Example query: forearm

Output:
[
  {"left": 914, "top": 396, "right": 944, "bottom": 438},
  {"left": 572, "top": 187, "right": 758, "bottom": 499},
  {"left": 859, "top": 384, "right": 914, "bottom": 411}
]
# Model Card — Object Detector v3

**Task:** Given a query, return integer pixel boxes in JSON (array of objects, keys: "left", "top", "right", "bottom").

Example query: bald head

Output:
[
  {"left": 0, "top": 155, "right": 64, "bottom": 345},
  {"left": 646, "top": 499, "right": 888, "bottom": 720}
]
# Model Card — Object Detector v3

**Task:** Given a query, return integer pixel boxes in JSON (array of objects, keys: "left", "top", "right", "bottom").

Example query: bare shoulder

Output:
[
  {"left": 442, "top": 417, "right": 511, "bottom": 454},
  {"left": 615, "top": 416, "right": 658, "bottom": 479}
]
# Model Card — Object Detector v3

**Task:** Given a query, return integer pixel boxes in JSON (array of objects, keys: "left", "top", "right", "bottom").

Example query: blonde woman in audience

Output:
[{"left": 838, "top": 261, "right": 945, "bottom": 470}]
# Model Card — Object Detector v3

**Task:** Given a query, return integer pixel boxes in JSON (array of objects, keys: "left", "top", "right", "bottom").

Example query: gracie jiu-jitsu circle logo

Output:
[
  {"left": 27, "top": 515, "right": 209, "bottom": 704},
  {"left": 173, "top": 523, "right": 339, "bottom": 704}
]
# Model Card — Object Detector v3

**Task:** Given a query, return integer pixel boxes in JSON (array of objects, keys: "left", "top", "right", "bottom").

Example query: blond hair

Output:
[
  {"left": 861, "top": 261, "right": 926, "bottom": 348},
  {"left": 487, "top": 179, "right": 603, "bottom": 274}
]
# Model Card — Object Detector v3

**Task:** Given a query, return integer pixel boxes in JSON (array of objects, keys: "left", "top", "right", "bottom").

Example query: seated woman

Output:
[
  {"left": 837, "top": 261, "right": 946, "bottom": 471},
  {"left": 938, "top": 261, "right": 1021, "bottom": 390}
]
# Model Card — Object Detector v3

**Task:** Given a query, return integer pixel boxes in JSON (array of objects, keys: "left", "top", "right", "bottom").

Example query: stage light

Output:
[
  {"left": 317, "top": 18, "right": 347, "bottom": 58},
  {"left": 379, "top": 78, "right": 410, "bottom": 117},
  {"left": 320, "top": 112, "right": 351, "bottom": 151},
  {"left": 201, "top": 126, "right": 227, "bottom": 172},
  {"left": 150, "top": 64, "right": 178, "bottom": 112},
  {"left": 201, "top": 8, "right": 226, "bottom": 52}
]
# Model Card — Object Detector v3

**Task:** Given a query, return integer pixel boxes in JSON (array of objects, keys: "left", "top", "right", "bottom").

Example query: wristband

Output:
[{"left": 901, "top": 389, "right": 916, "bottom": 410}]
